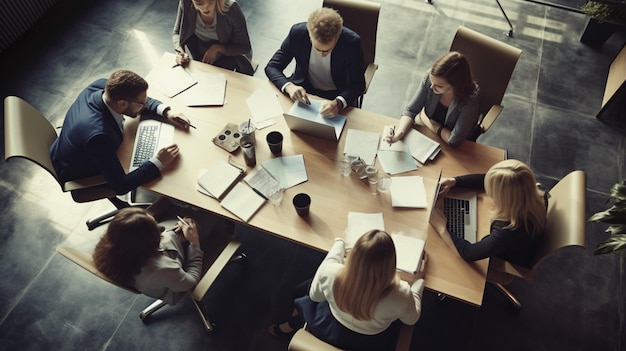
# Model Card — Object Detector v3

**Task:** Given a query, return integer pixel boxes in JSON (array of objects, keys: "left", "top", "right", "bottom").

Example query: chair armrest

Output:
[
  {"left": 488, "top": 257, "right": 532, "bottom": 280},
  {"left": 191, "top": 240, "right": 241, "bottom": 301},
  {"left": 62, "top": 175, "right": 108, "bottom": 191},
  {"left": 288, "top": 328, "right": 344, "bottom": 351},
  {"left": 363, "top": 63, "right": 378, "bottom": 94},
  {"left": 480, "top": 105, "right": 503, "bottom": 133}
]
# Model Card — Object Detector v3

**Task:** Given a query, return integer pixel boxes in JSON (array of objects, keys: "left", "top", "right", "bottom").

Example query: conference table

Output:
[{"left": 118, "top": 52, "right": 505, "bottom": 307}]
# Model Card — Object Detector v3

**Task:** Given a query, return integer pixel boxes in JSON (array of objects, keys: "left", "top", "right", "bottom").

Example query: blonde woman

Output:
[
  {"left": 434, "top": 159, "right": 547, "bottom": 268},
  {"left": 268, "top": 230, "right": 424, "bottom": 351},
  {"left": 173, "top": 0, "right": 253, "bottom": 74}
]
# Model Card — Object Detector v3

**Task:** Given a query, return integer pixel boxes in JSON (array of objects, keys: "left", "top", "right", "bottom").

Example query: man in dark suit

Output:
[
  {"left": 50, "top": 70, "right": 190, "bottom": 195},
  {"left": 265, "top": 7, "right": 365, "bottom": 117}
]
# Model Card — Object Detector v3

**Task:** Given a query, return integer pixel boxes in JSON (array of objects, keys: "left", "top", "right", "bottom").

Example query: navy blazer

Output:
[
  {"left": 50, "top": 79, "right": 162, "bottom": 195},
  {"left": 265, "top": 22, "right": 365, "bottom": 106}
]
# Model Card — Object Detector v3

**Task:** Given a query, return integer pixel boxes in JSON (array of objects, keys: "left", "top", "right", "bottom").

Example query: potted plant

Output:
[
  {"left": 589, "top": 179, "right": 626, "bottom": 255},
  {"left": 580, "top": 0, "right": 626, "bottom": 46}
]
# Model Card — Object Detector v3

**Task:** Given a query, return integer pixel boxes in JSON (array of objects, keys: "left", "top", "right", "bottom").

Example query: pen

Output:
[
  {"left": 183, "top": 120, "right": 197, "bottom": 129},
  {"left": 176, "top": 215, "right": 190, "bottom": 226},
  {"left": 176, "top": 117, "right": 196, "bottom": 129},
  {"left": 389, "top": 126, "right": 395, "bottom": 147}
]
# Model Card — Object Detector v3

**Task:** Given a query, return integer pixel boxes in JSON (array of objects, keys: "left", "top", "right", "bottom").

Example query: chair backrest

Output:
[
  {"left": 449, "top": 26, "right": 522, "bottom": 120},
  {"left": 4, "top": 95, "right": 60, "bottom": 182},
  {"left": 322, "top": 0, "right": 380, "bottom": 71}
]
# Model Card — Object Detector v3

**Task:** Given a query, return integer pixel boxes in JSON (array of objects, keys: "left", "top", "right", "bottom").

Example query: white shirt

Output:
[
  {"left": 309, "top": 239, "right": 424, "bottom": 335},
  {"left": 308, "top": 48, "right": 336, "bottom": 91},
  {"left": 194, "top": 12, "right": 219, "bottom": 42}
]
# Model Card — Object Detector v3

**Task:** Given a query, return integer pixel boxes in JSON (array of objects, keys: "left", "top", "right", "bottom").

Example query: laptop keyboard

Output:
[
  {"left": 132, "top": 124, "right": 159, "bottom": 168},
  {"left": 443, "top": 197, "right": 471, "bottom": 239}
]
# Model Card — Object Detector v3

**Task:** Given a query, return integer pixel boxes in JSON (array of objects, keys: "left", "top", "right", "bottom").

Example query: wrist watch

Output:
[{"left": 334, "top": 98, "right": 345, "bottom": 110}]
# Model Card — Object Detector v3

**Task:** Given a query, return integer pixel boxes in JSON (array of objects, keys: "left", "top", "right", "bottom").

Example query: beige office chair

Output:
[
  {"left": 4, "top": 95, "right": 145, "bottom": 230},
  {"left": 449, "top": 26, "right": 522, "bottom": 141},
  {"left": 57, "top": 218, "right": 245, "bottom": 332},
  {"left": 487, "top": 170, "right": 587, "bottom": 309},
  {"left": 289, "top": 322, "right": 414, "bottom": 351},
  {"left": 322, "top": 0, "right": 380, "bottom": 108}
]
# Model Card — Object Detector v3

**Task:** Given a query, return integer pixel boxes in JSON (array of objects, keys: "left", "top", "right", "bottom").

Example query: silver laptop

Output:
[
  {"left": 430, "top": 169, "right": 478, "bottom": 243},
  {"left": 129, "top": 120, "right": 175, "bottom": 171},
  {"left": 283, "top": 100, "right": 346, "bottom": 141}
]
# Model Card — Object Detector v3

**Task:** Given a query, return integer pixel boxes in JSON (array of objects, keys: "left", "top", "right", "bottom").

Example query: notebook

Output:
[
  {"left": 430, "top": 169, "right": 478, "bottom": 243},
  {"left": 220, "top": 182, "right": 266, "bottom": 222},
  {"left": 197, "top": 158, "right": 245, "bottom": 199},
  {"left": 129, "top": 120, "right": 175, "bottom": 172},
  {"left": 283, "top": 100, "right": 346, "bottom": 141}
]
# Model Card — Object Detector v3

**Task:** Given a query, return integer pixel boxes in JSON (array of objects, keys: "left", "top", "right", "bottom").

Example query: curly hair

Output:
[
  {"left": 431, "top": 51, "right": 475, "bottom": 103},
  {"left": 104, "top": 70, "right": 148, "bottom": 102},
  {"left": 306, "top": 8, "right": 343, "bottom": 44},
  {"left": 93, "top": 208, "right": 161, "bottom": 288},
  {"left": 333, "top": 230, "right": 399, "bottom": 320}
]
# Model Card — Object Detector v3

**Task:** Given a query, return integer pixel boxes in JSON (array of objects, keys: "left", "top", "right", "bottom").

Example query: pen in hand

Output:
[
  {"left": 389, "top": 126, "right": 395, "bottom": 147},
  {"left": 174, "top": 117, "right": 196, "bottom": 129},
  {"left": 176, "top": 215, "right": 189, "bottom": 227}
]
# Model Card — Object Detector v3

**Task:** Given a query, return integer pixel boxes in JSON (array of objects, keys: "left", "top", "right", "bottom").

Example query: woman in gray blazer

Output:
[{"left": 173, "top": 0, "right": 253, "bottom": 75}]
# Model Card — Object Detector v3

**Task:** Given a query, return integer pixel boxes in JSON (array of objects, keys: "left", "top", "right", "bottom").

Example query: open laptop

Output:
[
  {"left": 283, "top": 100, "right": 346, "bottom": 141},
  {"left": 129, "top": 120, "right": 175, "bottom": 172},
  {"left": 430, "top": 169, "right": 478, "bottom": 243}
]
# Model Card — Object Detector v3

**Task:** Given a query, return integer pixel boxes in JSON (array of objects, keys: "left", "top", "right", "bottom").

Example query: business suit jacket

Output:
[
  {"left": 49, "top": 79, "right": 162, "bottom": 195},
  {"left": 172, "top": 0, "right": 252, "bottom": 59},
  {"left": 134, "top": 230, "right": 203, "bottom": 306},
  {"left": 265, "top": 22, "right": 366, "bottom": 106}
]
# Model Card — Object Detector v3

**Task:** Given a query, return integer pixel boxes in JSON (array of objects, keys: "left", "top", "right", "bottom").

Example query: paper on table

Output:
[
  {"left": 220, "top": 182, "right": 266, "bottom": 222},
  {"left": 196, "top": 159, "right": 243, "bottom": 199},
  {"left": 391, "top": 233, "right": 426, "bottom": 274},
  {"left": 154, "top": 65, "right": 198, "bottom": 98},
  {"left": 377, "top": 150, "right": 418, "bottom": 175},
  {"left": 343, "top": 129, "right": 380, "bottom": 166},
  {"left": 345, "top": 212, "right": 385, "bottom": 248},
  {"left": 390, "top": 176, "right": 428, "bottom": 208},
  {"left": 288, "top": 100, "right": 346, "bottom": 139},
  {"left": 243, "top": 166, "right": 281, "bottom": 198},
  {"left": 403, "top": 129, "right": 441, "bottom": 164},
  {"left": 246, "top": 88, "right": 282, "bottom": 129},
  {"left": 261, "top": 155, "right": 308, "bottom": 189},
  {"left": 177, "top": 72, "right": 226, "bottom": 106}
]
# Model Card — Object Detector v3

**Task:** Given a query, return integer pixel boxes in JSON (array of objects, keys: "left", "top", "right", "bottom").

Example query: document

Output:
[
  {"left": 243, "top": 166, "right": 281, "bottom": 199},
  {"left": 246, "top": 88, "right": 282, "bottom": 129},
  {"left": 154, "top": 65, "right": 197, "bottom": 98},
  {"left": 390, "top": 176, "right": 428, "bottom": 208},
  {"left": 343, "top": 129, "right": 380, "bottom": 166},
  {"left": 177, "top": 72, "right": 226, "bottom": 106},
  {"left": 377, "top": 127, "right": 418, "bottom": 175},
  {"left": 403, "top": 129, "right": 441, "bottom": 164},
  {"left": 196, "top": 159, "right": 244, "bottom": 199},
  {"left": 391, "top": 233, "right": 426, "bottom": 274},
  {"left": 261, "top": 155, "right": 308, "bottom": 189},
  {"left": 345, "top": 212, "right": 385, "bottom": 248},
  {"left": 220, "top": 182, "right": 266, "bottom": 222}
]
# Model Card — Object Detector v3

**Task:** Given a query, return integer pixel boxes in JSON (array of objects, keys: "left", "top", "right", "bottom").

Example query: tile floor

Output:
[{"left": 0, "top": 0, "right": 624, "bottom": 350}]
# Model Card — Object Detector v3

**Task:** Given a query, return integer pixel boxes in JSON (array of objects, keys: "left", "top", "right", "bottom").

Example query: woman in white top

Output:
[{"left": 269, "top": 230, "right": 425, "bottom": 351}]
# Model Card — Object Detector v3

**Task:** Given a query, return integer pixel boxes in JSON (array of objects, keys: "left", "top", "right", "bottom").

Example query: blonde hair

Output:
[
  {"left": 307, "top": 8, "right": 343, "bottom": 44},
  {"left": 333, "top": 230, "right": 399, "bottom": 320},
  {"left": 484, "top": 159, "right": 546, "bottom": 236}
]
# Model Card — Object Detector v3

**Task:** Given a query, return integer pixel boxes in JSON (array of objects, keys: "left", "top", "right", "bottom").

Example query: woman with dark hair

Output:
[
  {"left": 268, "top": 231, "right": 424, "bottom": 351},
  {"left": 386, "top": 51, "right": 480, "bottom": 147},
  {"left": 93, "top": 207, "right": 203, "bottom": 305}
]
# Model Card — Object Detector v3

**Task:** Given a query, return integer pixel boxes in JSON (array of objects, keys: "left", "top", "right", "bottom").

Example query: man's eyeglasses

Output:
[{"left": 126, "top": 98, "right": 147, "bottom": 107}]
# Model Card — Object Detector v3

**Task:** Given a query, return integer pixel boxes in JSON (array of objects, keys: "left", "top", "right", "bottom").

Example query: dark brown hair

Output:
[
  {"left": 104, "top": 70, "right": 148, "bottom": 102},
  {"left": 431, "top": 51, "right": 474, "bottom": 103}
]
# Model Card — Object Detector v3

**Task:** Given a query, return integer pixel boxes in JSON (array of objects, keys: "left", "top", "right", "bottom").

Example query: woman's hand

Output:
[
  {"left": 384, "top": 127, "right": 404, "bottom": 144},
  {"left": 175, "top": 50, "right": 190, "bottom": 67},
  {"left": 438, "top": 177, "right": 457, "bottom": 197},
  {"left": 202, "top": 44, "right": 225, "bottom": 64},
  {"left": 179, "top": 217, "right": 200, "bottom": 245}
]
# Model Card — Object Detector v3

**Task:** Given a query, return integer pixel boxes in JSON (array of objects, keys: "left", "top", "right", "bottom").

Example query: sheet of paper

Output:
[
  {"left": 246, "top": 88, "right": 282, "bottom": 129},
  {"left": 154, "top": 65, "right": 197, "bottom": 98},
  {"left": 243, "top": 166, "right": 281, "bottom": 198},
  {"left": 403, "top": 129, "right": 441, "bottom": 164},
  {"left": 391, "top": 233, "right": 426, "bottom": 274},
  {"left": 343, "top": 129, "right": 379, "bottom": 166},
  {"left": 261, "top": 155, "right": 308, "bottom": 189},
  {"left": 390, "top": 176, "right": 427, "bottom": 208},
  {"left": 220, "top": 183, "right": 266, "bottom": 222},
  {"left": 196, "top": 159, "right": 243, "bottom": 199},
  {"left": 288, "top": 100, "right": 346, "bottom": 139},
  {"left": 377, "top": 149, "right": 418, "bottom": 175},
  {"left": 345, "top": 212, "right": 385, "bottom": 248},
  {"left": 378, "top": 125, "right": 406, "bottom": 152},
  {"left": 177, "top": 72, "right": 226, "bottom": 106}
]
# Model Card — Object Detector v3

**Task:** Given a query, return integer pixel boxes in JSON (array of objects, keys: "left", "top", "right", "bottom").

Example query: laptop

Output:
[
  {"left": 129, "top": 119, "right": 175, "bottom": 172},
  {"left": 283, "top": 100, "right": 346, "bottom": 141},
  {"left": 430, "top": 169, "right": 478, "bottom": 243}
]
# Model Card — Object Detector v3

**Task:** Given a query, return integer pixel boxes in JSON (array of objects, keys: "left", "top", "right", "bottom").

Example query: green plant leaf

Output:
[
  {"left": 594, "top": 234, "right": 626, "bottom": 255},
  {"left": 606, "top": 224, "right": 626, "bottom": 235}
]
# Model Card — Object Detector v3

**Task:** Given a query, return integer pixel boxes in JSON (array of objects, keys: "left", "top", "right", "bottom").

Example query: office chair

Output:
[
  {"left": 288, "top": 322, "right": 414, "bottom": 351},
  {"left": 57, "top": 218, "right": 245, "bottom": 332},
  {"left": 448, "top": 26, "right": 522, "bottom": 141},
  {"left": 4, "top": 95, "right": 147, "bottom": 230},
  {"left": 322, "top": 0, "right": 380, "bottom": 108},
  {"left": 487, "top": 170, "right": 587, "bottom": 309}
]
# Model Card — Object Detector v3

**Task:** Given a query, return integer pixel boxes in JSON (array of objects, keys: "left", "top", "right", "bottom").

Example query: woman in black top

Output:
[{"left": 433, "top": 159, "right": 547, "bottom": 268}]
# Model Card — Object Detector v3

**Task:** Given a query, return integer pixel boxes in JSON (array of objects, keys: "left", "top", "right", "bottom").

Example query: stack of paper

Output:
[
  {"left": 377, "top": 125, "right": 418, "bottom": 175},
  {"left": 345, "top": 212, "right": 385, "bottom": 248},
  {"left": 261, "top": 155, "right": 308, "bottom": 189},
  {"left": 391, "top": 234, "right": 426, "bottom": 274},
  {"left": 403, "top": 129, "right": 441, "bottom": 164},
  {"left": 389, "top": 176, "right": 427, "bottom": 208},
  {"left": 220, "top": 183, "right": 266, "bottom": 222},
  {"left": 177, "top": 72, "right": 226, "bottom": 106},
  {"left": 154, "top": 65, "right": 197, "bottom": 98},
  {"left": 197, "top": 159, "right": 244, "bottom": 199}
]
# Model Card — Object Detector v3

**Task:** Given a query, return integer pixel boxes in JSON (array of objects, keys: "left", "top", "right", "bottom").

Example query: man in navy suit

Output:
[
  {"left": 50, "top": 70, "right": 190, "bottom": 195},
  {"left": 265, "top": 8, "right": 365, "bottom": 117}
]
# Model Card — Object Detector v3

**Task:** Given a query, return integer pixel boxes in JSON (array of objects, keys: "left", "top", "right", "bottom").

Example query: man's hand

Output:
[
  {"left": 156, "top": 144, "right": 180, "bottom": 166},
  {"left": 285, "top": 84, "right": 310, "bottom": 105},
  {"left": 319, "top": 99, "right": 339, "bottom": 118},
  {"left": 164, "top": 109, "right": 191, "bottom": 129}
]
